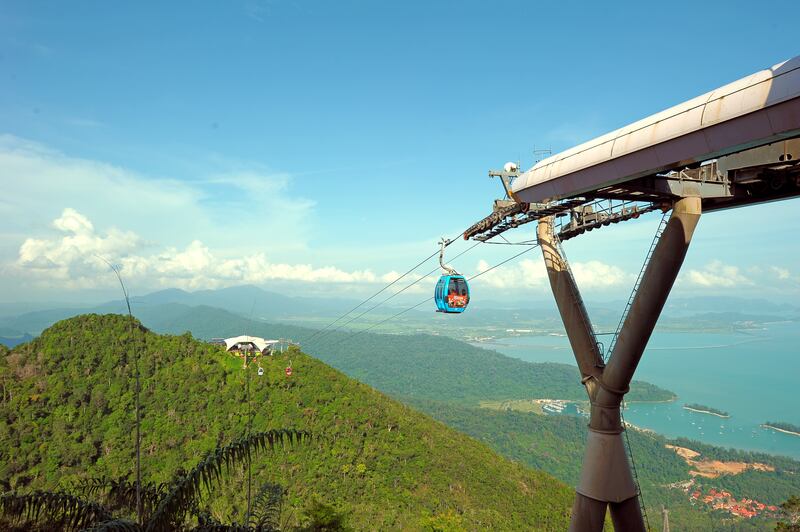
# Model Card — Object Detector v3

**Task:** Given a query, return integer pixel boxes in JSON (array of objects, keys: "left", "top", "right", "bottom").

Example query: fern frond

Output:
[
  {"left": 0, "top": 490, "right": 112, "bottom": 531},
  {"left": 70, "top": 475, "right": 167, "bottom": 519},
  {"left": 249, "top": 482, "right": 285, "bottom": 530},
  {"left": 80, "top": 517, "right": 141, "bottom": 531},
  {"left": 190, "top": 524, "right": 249, "bottom": 532},
  {"left": 146, "top": 429, "right": 309, "bottom": 532}
]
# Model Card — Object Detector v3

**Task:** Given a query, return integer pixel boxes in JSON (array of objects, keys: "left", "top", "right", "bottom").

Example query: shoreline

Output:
[
  {"left": 762, "top": 424, "right": 800, "bottom": 437},
  {"left": 628, "top": 397, "right": 677, "bottom": 404},
  {"left": 471, "top": 325, "right": 764, "bottom": 344},
  {"left": 683, "top": 406, "right": 730, "bottom": 418},
  {"left": 479, "top": 399, "right": 800, "bottom": 459}
]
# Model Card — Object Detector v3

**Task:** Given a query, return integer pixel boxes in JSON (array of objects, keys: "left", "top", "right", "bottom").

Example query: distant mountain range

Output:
[
  {"left": 0, "top": 285, "right": 358, "bottom": 337},
  {"left": 0, "top": 333, "right": 34, "bottom": 348},
  {"left": 128, "top": 285, "right": 363, "bottom": 317},
  {"left": 0, "top": 284, "right": 797, "bottom": 340},
  {"left": 663, "top": 295, "right": 800, "bottom": 316}
]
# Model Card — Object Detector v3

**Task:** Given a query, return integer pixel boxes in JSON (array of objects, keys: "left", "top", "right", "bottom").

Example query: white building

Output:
[{"left": 221, "top": 335, "right": 280, "bottom": 356}]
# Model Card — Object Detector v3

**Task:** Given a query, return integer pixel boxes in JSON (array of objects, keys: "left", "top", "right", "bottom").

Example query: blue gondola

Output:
[
  {"left": 435, "top": 274, "right": 470, "bottom": 313},
  {"left": 434, "top": 238, "right": 470, "bottom": 313}
]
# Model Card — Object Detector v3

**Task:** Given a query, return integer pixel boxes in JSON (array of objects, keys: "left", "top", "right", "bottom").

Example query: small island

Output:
[
  {"left": 683, "top": 403, "right": 730, "bottom": 418},
  {"left": 762, "top": 421, "right": 800, "bottom": 437}
]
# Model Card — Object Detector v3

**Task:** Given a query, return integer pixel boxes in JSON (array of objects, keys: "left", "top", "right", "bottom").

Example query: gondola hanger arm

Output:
[{"left": 438, "top": 238, "right": 458, "bottom": 276}]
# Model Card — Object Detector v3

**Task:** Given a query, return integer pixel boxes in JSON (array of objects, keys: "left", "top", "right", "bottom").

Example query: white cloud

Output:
[
  {"left": 11, "top": 208, "right": 384, "bottom": 291},
  {"left": 376, "top": 271, "right": 429, "bottom": 295},
  {"left": 16, "top": 209, "right": 141, "bottom": 286},
  {"left": 570, "top": 260, "right": 629, "bottom": 288},
  {"left": 685, "top": 260, "right": 752, "bottom": 287},
  {"left": 771, "top": 266, "right": 791, "bottom": 280},
  {"left": 471, "top": 257, "right": 628, "bottom": 291},
  {"left": 381, "top": 270, "right": 404, "bottom": 283},
  {"left": 472, "top": 258, "right": 547, "bottom": 290},
  {"left": 0, "top": 135, "right": 315, "bottom": 260},
  {"left": 0, "top": 135, "right": 459, "bottom": 301}
]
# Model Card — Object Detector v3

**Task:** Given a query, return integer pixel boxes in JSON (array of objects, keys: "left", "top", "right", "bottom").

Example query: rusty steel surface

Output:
[
  {"left": 463, "top": 198, "right": 587, "bottom": 241},
  {"left": 537, "top": 197, "right": 702, "bottom": 531}
]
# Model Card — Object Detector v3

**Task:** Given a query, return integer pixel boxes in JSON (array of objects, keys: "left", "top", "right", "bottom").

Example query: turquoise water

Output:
[{"left": 477, "top": 322, "right": 800, "bottom": 459}]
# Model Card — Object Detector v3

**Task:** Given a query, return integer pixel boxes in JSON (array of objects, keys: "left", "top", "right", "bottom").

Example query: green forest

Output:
[
  {"left": 136, "top": 307, "right": 800, "bottom": 529},
  {"left": 410, "top": 401, "right": 800, "bottom": 530},
  {"left": 2, "top": 308, "right": 798, "bottom": 530},
  {"left": 0, "top": 314, "right": 574, "bottom": 530}
]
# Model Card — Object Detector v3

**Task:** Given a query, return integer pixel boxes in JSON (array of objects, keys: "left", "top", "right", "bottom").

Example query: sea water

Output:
[{"left": 477, "top": 321, "right": 800, "bottom": 459}]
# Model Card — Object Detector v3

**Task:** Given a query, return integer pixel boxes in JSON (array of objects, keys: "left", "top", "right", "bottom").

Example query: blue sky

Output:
[{"left": 1, "top": 0, "right": 799, "bottom": 305}]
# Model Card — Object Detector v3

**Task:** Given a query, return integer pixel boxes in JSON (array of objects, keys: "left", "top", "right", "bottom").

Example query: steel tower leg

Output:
[{"left": 537, "top": 197, "right": 701, "bottom": 532}]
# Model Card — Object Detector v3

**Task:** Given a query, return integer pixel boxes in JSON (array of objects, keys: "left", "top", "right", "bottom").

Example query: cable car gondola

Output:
[{"left": 434, "top": 238, "right": 470, "bottom": 313}]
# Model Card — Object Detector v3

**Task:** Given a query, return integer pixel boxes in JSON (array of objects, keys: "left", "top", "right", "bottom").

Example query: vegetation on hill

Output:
[
  {"left": 669, "top": 437, "right": 800, "bottom": 473},
  {"left": 407, "top": 399, "right": 689, "bottom": 485},
  {"left": 776, "top": 495, "right": 800, "bottom": 531},
  {"left": 6, "top": 305, "right": 793, "bottom": 529},
  {"left": 665, "top": 436, "right": 800, "bottom": 514},
  {"left": 0, "top": 314, "right": 574, "bottom": 530},
  {"left": 305, "top": 333, "right": 674, "bottom": 404},
  {"left": 409, "top": 400, "right": 799, "bottom": 531},
  {"left": 1, "top": 429, "right": 308, "bottom": 531}
]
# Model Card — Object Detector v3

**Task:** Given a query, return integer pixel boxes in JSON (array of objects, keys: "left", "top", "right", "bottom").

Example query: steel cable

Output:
[
  {"left": 303, "top": 229, "right": 474, "bottom": 345},
  {"left": 321, "top": 243, "right": 539, "bottom": 349},
  {"left": 305, "top": 240, "right": 482, "bottom": 349}
]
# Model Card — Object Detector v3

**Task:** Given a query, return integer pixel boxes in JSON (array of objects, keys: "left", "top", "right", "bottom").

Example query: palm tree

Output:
[{"left": 0, "top": 429, "right": 309, "bottom": 531}]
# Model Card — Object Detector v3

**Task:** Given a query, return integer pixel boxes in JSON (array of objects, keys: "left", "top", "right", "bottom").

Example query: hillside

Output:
[
  {"left": 410, "top": 400, "right": 799, "bottom": 531},
  {"left": 124, "top": 303, "right": 675, "bottom": 404},
  {"left": 0, "top": 314, "right": 574, "bottom": 530}
]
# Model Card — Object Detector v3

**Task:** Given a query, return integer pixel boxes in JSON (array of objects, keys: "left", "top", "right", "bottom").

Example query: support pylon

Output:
[{"left": 537, "top": 197, "right": 701, "bottom": 532}]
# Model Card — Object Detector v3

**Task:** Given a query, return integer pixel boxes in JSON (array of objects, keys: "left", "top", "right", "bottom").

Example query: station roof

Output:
[
  {"left": 512, "top": 55, "right": 800, "bottom": 204},
  {"left": 223, "top": 335, "right": 280, "bottom": 353}
]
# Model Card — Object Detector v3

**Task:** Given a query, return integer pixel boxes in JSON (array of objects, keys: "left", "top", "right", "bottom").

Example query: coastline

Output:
[
  {"left": 683, "top": 406, "right": 730, "bottom": 418},
  {"left": 480, "top": 323, "right": 800, "bottom": 460},
  {"left": 762, "top": 424, "right": 800, "bottom": 437},
  {"left": 627, "top": 397, "right": 676, "bottom": 404}
]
